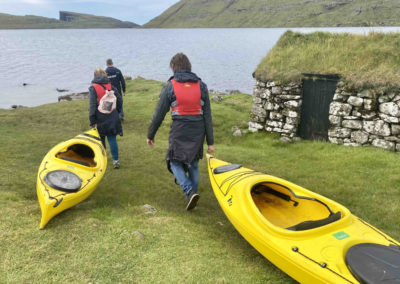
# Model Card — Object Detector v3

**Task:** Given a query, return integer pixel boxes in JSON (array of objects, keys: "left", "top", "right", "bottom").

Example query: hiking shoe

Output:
[
  {"left": 113, "top": 160, "right": 120, "bottom": 169},
  {"left": 186, "top": 190, "right": 200, "bottom": 211}
]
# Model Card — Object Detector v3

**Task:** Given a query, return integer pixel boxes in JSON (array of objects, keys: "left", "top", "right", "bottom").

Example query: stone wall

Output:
[
  {"left": 249, "top": 79, "right": 400, "bottom": 152},
  {"left": 328, "top": 81, "right": 400, "bottom": 151},
  {"left": 249, "top": 80, "right": 302, "bottom": 139}
]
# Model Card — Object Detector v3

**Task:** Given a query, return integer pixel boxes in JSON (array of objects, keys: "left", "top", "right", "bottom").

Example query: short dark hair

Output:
[
  {"left": 170, "top": 53, "right": 191, "bottom": 73},
  {"left": 106, "top": 58, "right": 113, "bottom": 66}
]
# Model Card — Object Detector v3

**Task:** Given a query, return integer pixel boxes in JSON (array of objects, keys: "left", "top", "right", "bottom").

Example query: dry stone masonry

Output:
[
  {"left": 249, "top": 80, "right": 302, "bottom": 138},
  {"left": 250, "top": 79, "right": 400, "bottom": 152}
]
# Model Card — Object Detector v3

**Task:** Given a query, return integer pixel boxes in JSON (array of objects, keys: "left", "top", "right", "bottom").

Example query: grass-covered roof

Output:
[{"left": 254, "top": 31, "right": 400, "bottom": 87}]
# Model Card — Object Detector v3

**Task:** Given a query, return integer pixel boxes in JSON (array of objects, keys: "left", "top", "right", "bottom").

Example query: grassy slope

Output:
[
  {"left": 0, "top": 78, "right": 399, "bottom": 282},
  {"left": 0, "top": 12, "right": 138, "bottom": 29},
  {"left": 254, "top": 31, "right": 400, "bottom": 87},
  {"left": 144, "top": 0, "right": 400, "bottom": 28}
]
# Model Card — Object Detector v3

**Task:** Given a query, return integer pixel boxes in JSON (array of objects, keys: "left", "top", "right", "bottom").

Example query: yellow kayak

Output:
[
  {"left": 37, "top": 128, "right": 107, "bottom": 229},
  {"left": 207, "top": 155, "right": 400, "bottom": 284}
]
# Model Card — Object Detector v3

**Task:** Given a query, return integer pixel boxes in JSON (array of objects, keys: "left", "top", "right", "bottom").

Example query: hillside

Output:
[
  {"left": 0, "top": 11, "right": 139, "bottom": 29},
  {"left": 144, "top": 0, "right": 400, "bottom": 28}
]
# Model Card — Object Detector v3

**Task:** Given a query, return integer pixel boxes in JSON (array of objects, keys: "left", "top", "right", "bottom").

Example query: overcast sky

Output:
[{"left": 0, "top": 0, "right": 180, "bottom": 25}]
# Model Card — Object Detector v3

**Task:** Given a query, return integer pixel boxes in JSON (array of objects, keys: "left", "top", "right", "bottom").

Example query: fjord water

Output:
[{"left": 1, "top": 27, "right": 400, "bottom": 109}]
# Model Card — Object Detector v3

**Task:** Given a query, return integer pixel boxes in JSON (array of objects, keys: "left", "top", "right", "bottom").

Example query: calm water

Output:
[{"left": 1, "top": 27, "right": 400, "bottom": 109}]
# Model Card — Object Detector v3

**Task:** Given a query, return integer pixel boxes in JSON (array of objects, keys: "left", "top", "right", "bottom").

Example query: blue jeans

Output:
[
  {"left": 101, "top": 135, "right": 119, "bottom": 161},
  {"left": 170, "top": 159, "right": 199, "bottom": 196}
]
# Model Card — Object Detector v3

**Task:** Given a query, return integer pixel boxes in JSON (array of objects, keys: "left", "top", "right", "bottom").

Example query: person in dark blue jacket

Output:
[
  {"left": 147, "top": 53, "right": 214, "bottom": 211},
  {"left": 89, "top": 68, "right": 123, "bottom": 169},
  {"left": 105, "top": 59, "right": 126, "bottom": 120}
]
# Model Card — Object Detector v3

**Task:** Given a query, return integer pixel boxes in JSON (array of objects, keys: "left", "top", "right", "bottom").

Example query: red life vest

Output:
[
  {"left": 171, "top": 79, "right": 202, "bottom": 116},
  {"left": 93, "top": 83, "right": 112, "bottom": 105}
]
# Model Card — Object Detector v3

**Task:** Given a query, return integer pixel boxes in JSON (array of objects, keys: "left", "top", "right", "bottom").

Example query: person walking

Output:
[
  {"left": 105, "top": 59, "right": 126, "bottom": 120},
  {"left": 147, "top": 53, "right": 214, "bottom": 210},
  {"left": 89, "top": 68, "right": 123, "bottom": 169}
]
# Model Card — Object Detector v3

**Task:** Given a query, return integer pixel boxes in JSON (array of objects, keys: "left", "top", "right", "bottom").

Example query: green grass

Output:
[
  {"left": 1, "top": 78, "right": 399, "bottom": 282},
  {"left": 144, "top": 0, "right": 400, "bottom": 28},
  {"left": 254, "top": 30, "right": 400, "bottom": 88}
]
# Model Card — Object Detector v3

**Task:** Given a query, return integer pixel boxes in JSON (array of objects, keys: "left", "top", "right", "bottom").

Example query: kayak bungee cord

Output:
[
  {"left": 39, "top": 161, "right": 97, "bottom": 208},
  {"left": 291, "top": 247, "right": 355, "bottom": 284}
]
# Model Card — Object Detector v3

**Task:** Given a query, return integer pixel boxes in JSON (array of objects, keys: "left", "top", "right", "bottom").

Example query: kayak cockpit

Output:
[
  {"left": 56, "top": 144, "right": 97, "bottom": 167},
  {"left": 251, "top": 183, "right": 341, "bottom": 231}
]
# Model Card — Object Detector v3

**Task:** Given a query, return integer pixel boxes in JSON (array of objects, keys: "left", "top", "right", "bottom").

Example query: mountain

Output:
[
  {"left": 0, "top": 11, "right": 139, "bottom": 29},
  {"left": 144, "top": 0, "right": 400, "bottom": 28}
]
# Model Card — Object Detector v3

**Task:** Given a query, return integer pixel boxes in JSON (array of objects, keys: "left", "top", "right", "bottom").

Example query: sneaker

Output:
[
  {"left": 186, "top": 190, "right": 200, "bottom": 211},
  {"left": 113, "top": 160, "right": 120, "bottom": 169}
]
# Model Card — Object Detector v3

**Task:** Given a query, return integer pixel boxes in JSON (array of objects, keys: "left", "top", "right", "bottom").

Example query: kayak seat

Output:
[
  {"left": 252, "top": 183, "right": 341, "bottom": 230},
  {"left": 56, "top": 144, "right": 96, "bottom": 167},
  {"left": 346, "top": 243, "right": 400, "bottom": 284},
  {"left": 214, "top": 164, "right": 242, "bottom": 174},
  {"left": 286, "top": 211, "right": 341, "bottom": 231},
  {"left": 59, "top": 156, "right": 91, "bottom": 167}
]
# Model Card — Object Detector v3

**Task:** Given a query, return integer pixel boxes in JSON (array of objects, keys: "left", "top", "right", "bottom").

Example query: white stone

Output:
[
  {"left": 282, "top": 109, "right": 298, "bottom": 118},
  {"left": 347, "top": 96, "right": 363, "bottom": 107},
  {"left": 379, "top": 113, "right": 399, "bottom": 124},
  {"left": 372, "top": 139, "right": 395, "bottom": 151},
  {"left": 392, "top": 94, "right": 400, "bottom": 102},
  {"left": 280, "top": 136, "right": 292, "bottom": 143},
  {"left": 286, "top": 117, "right": 299, "bottom": 125},
  {"left": 328, "top": 127, "right": 351, "bottom": 138},
  {"left": 233, "top": 129, "right": 243, "bottom": 137},
  {"left": 357, "top": 89, "right": 374, "bottom": 98},
  {"left": 342, "top": 120, "right": 362, "bottom": 129},
  {"left": 343, "top": 116, "right": 359, "bottom": 120},
  {"left": 248, "top": 122, "right": 264, "bottom": 132},
  {"left": 344, "top": 142, "right": 360, "bottom": 147},
  {"left": 351, "top": 131, "right": 369, "bottom": 144},
  {"left": 251, "top": 105, "right": 267, "bottom": 118},
  {"left": 264, "top": 102, "right": 275, "bottom": 110},
  {"left": 329, "top": 102, "right": 352, "bottom": 116},
  {"left": 283, "top": 123, "right": 295, "bottom": 131},
  {"left": 378, "top": 95, "right": 390, "bottom": 103},
  {"left": 284, "top": 100, "right": 301, "bottom": 109},
  {"left": 379, "top": 102, "right": 400, "bottom": 117},
  {"left": 271, "top": 86, "right": 282, "bottom": 95},
  {"left": 260, "top": 89, "right": 271, "bottom": 99},
  {"left": 253, "top": 97, "right": 262, "bottom": 104},
  {"left": 266, "top": 81, "right": 275, "bottom": 87},
  {"left": 374, "top": 120, "right": 391, "bottom": 136},
  {"left": 278, "top": 95, "right": 301, "bottom": 100},
  {"left": 361, "top": 112, "right": 377, "bottom": 120},
  {"left": 266, "top": 121, "right": 284, "bottom": 128},
  {"left": 333, "top": 93, "right": 344, "bottom": 101},
  {"left": 363, "top": 121, "right": 376, "bottom": 133},
  {"left": 363, "top": 99, "right": 376, "bottom": 111},
  {"left": 392, "top": 125, "right": 400, "bottom": 136},
  {"left": 328, "top": 137, "right": 344, "bottom": 144},
  {"left": 270, "top": 112, "right": 283, "bottom": 120},
  {"left": 329, "top": 115, "right": 342, "bottom": 126}
]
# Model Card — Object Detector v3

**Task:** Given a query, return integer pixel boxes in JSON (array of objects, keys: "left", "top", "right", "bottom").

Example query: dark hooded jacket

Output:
[
  {"left": 147, "top": 70, "right": 214, "bottom": 164},
  {"left": 105, "top": 66, "right": 126, "bottom": 94},
  {"left": 89, "top": 75, "right": 123, "bottom": 137}
]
